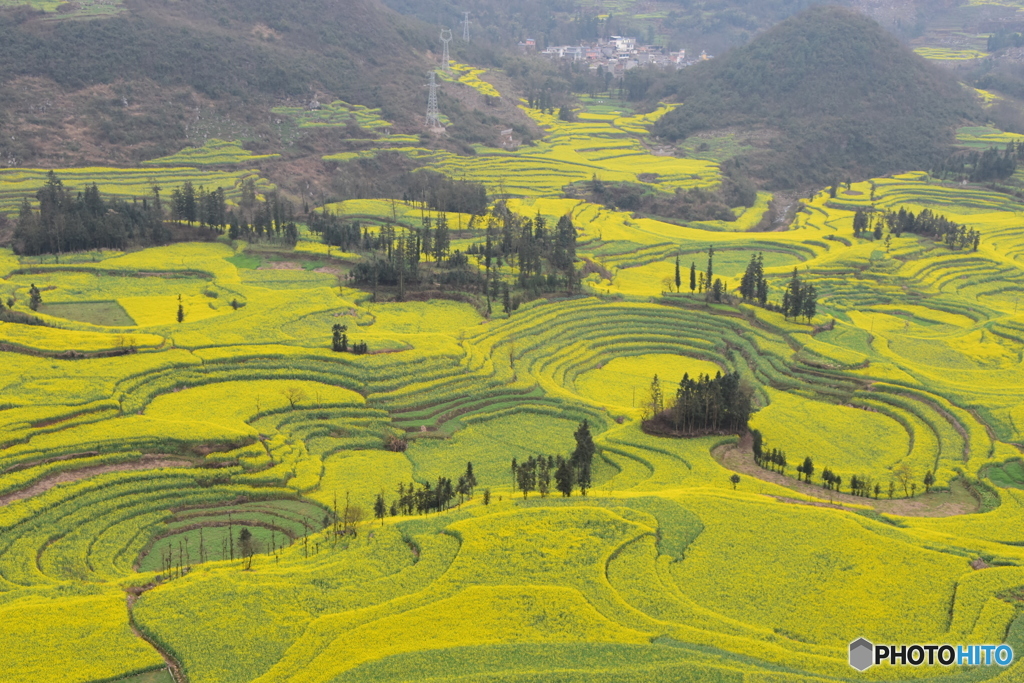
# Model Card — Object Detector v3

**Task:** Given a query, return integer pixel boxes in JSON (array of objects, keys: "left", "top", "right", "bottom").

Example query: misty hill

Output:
[{"left": 652, "top": 6, "right": 982, "bottom": 189}]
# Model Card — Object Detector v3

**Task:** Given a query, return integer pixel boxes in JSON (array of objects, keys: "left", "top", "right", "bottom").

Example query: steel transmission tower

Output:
[
  {"left": 426, "top": 71, "right": 443, "bottom": 131},
  {"left": 440, "top": 29, "right": 453, "bottom": 75},
  {"left": 462, "top": 12, "right": 470, "bottom": 41}
]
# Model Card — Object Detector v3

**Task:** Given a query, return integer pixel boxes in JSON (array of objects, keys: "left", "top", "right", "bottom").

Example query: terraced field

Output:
[
  {"left": 142, "top": 139, "right": 281, "bottom": 167},
  {"left": 3, "top": 69, "right": 1024, "bottom": 683},
  {"left": 0, "top": 167, "right": 274, "bottom": 214}
]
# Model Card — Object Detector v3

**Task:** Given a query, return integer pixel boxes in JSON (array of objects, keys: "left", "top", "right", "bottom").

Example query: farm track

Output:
[
  {"left": 712, "top": 441, "right": 978, "bottom": 517},
  {"left": 127, "top": 589, "right": 187, "bottom": 683},
  {"left": 0, "top": 456, "right": 194, "bottom": 507}
]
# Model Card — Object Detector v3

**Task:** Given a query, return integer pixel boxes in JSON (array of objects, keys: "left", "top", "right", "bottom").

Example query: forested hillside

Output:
[
  {"left": 653, "top": 6, "right": 981, "bottom": 188},
  {"left": 0, "top": 0, "right": 517, "bottom": 171}
]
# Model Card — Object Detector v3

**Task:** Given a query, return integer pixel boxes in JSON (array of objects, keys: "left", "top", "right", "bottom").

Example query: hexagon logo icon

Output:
[{"left": 849, "top": 638, "right": 874, "bottom": 671}]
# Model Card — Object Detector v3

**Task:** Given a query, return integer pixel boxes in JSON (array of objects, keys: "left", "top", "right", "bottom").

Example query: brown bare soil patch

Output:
[
  {"left": 251, "top": 24, "right": 281, "bottom": 41},
  {"left": 314, "top": 266, "right": 347, "bottom": 276},
  {"left": 714, "top": 438, "right": 978, "bottom": 517},
  {"left": 259, "top": 261, "right": 302, "bottom": 270},
  {"left": 0, "top": 456, "right": 193, "bottom": 507}
]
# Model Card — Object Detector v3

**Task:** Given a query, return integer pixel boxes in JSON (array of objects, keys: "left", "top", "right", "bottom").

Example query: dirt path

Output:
[
  {"left": 127, "top": 589, "right": 188, "bottom": 683},
  {"left": 0, "top": 456, "right": 194, "bottom": 507},
  {"left": 714, "top": 440, "right": 978, "bottom": 517}
]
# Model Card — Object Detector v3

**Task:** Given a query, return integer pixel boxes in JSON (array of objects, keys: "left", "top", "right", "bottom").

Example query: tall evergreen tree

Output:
[
  {"left": 801, "top": 284, "right": 817, "bottom": 322},
  {"left": 801, "top": 457, "right": 814, "bottom": 483},
  {"left": 331, "top": 324, "right": 348, "bottom": 352},
  {"left": 571, "top": 420, "right": 595, "bottom": 496},
  {"left": 711, "top": 277, "right": 724, "bottom": 302},
  {"left": 756, "top": 257, "right": 769, "bottom": 306},
  {"left": 464, "top": 462, "right": 477, "bottom": 498},
  {"left": 648, "top": 374, "right": 664, "bottom": 417},
  {"left": 374, "top": 493, "right": 386, "bottom": 525},
  {"left": 705, "top": 245, "right": 715, "bottom": 301},
  {"left": 554, "top": 457, "right": 574, "bottom": 497},
  {"left": 28, "top": 284, "right": 41, "bottom": 312},
  {"left": 740, "top": 254, "right": 757, "bottom": 301},
  {"left": 853, "top": 209, "right": 869, "bottom": 237},
  {"left": 538, "top": 456, "right": 551, "bottom": 497},
  {"left": 433, "top": 213, "right": 450, "bottom": 262},
  {"left": 782, "top": 268, "right": 803, "bottom": 320},
  {"left": 689, "top": 261, "right": 696, "bottom": 295}
]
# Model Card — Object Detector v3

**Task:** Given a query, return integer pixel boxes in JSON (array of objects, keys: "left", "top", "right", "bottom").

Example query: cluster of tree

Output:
[
  {"left": 752, "top": 431, "right": 788, "bottom": 473},
  {"left": 331, "top": 324, "right": 368, "bottom": 354},
  {"left": 167, "top": 181, "right": 229, "bottom": 227},
  {"left": 645, "top": 371, "right": 753, "bottom": 436},
  {"left": 674, "top": 245, "right": 728, "bottom": 304},
  {"left": 881, "top": 208, "right": 980, "bottom": 251},
  {"left": 373, "top": 462, "right": 479, "bottom": 522},
  {"left": 309, "top": 210, "right": 363, "bottom": 252},
  {"left": 526, "top": 90, "right": 557, "bottom": 112},
  {"left": 350, "top": 231, "right": 429, "bottom": 300},
  {"left": 228, "top": 219, "right": 299, "bottom": 246},
  {"left": 987, "top": 30, "right": 1024, "bottom": 53},
  {"left": 819, "top": 467, "right": 843, "bottom": 491},
  {"left": 0, "top": 296, "right": 47, "bottom": 326},
  {"left": 738, "top": 253, "right": 769, "bottom": 306},
  {"left": 444, "top": 204, "right": 580, "bottom": 309},
  {"left": 560, "top": 59, "right": 614, "bottom": 100},
  {"left": 847, "top": 474, "right": 880, "bottom": 498},
  {"left": 311, "top": 208, "right": 437, "bottom": 258},
  {"left": 578, "top": 175, "right": 756, "bottom": 223},
  {"left": 311, "top": 200, "right": 580, "bottom": 308},
  {"left": 478, "top": 204, "right": 579, "bottom": 302},
  {"left": 511, "top": 420, "right": 596, "bottom": 497},
  {"left": 400, "top": 170, "right": 488, "bottom": 216},
  {"left": 28, "top": 284, "right": 42, "bottom": 312},
  {"left": 10, "top": 172, "right": 299, "bottom": 257},
  {"left": 932, "top": 143, "right": 1024, "bottom": 183},
  {"left": 226, "top": 187, "right": 299, "bottom": 247},
  {"left": 13, "top": 173, "right": 173, "bottom": 257},
  {"left": 619, "top": 68, "right": 660, "bottom": 102},
  {"left": 781, "top": 269, "right": 816, "bottom": 323},
  {"left": 852, "top": 208, "right": 883, "bottom": 241},
  {"left": 159, "top": 499, "right": 346, "bottom": 577},
  {"left": 752, "top": 431, "right": 823, "bottom": 485}
]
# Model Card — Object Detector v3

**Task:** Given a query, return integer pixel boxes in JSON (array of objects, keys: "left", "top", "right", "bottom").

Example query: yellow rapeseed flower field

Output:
[{"left": 4, "top": 87, "right": 1024, "bottom": 683}]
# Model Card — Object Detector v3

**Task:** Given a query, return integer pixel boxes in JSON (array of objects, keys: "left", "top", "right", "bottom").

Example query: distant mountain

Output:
[
  {"left": 384, "top": 0, "right": 867, "bottom": 57},
  {"left": 653, "top": 5, "right": 982, "bottom": 189}
]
